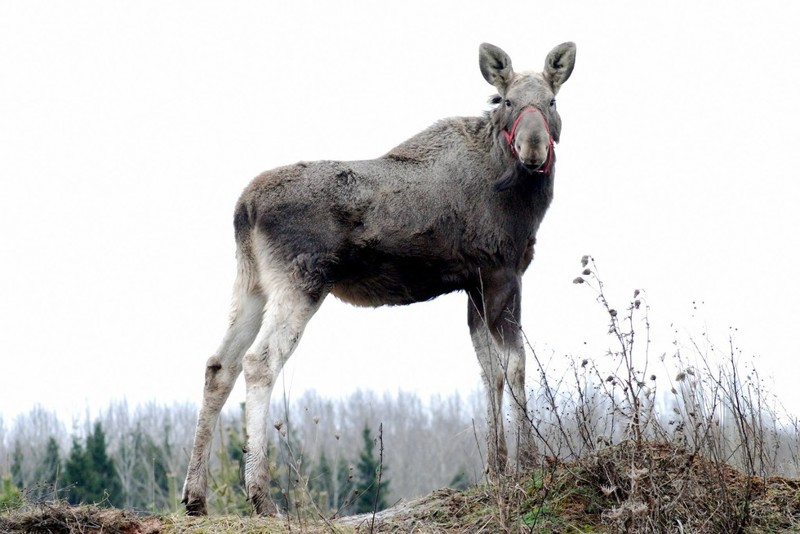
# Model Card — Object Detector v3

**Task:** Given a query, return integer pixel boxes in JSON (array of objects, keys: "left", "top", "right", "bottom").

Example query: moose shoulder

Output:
[{"left": 183, "top": 41, "right": 576, "bottom": 516}]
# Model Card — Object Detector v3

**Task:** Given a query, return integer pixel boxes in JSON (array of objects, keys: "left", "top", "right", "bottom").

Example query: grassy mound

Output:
[{"left": 4, "top": 441, "right": 800, "bottom": 533}]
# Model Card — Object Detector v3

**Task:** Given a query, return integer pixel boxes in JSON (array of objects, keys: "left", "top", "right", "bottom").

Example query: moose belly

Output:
[{"left": 330, "top": 252, "right": 468, "bottom": 307}]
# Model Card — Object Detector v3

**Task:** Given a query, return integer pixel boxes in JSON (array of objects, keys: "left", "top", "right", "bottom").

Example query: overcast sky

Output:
[{"left": 2, "top": 1, "right": 799, "bottom": 425}]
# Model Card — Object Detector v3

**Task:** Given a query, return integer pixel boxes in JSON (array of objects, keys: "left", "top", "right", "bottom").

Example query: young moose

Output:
[{"left": 183, "top": 42, "right": 576, "bottom": 515}]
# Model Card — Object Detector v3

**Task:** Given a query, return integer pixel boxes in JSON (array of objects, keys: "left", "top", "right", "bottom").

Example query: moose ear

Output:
[
  {"left": 479, "top": 43, "right": 514, "bottom": 96},
  {"left": 543, "top": 42, "right": 576, "bottom": 94}
]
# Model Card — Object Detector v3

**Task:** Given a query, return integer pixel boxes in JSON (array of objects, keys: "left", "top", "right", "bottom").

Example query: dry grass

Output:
[
  {"left": 4, "top": 450, "right": 800, "bottom": 534},
  {"left": 0, "top": 502, "right": 159, "bottom": 534},
  {"left": 0, "top": 502, "right": 349, "bottom": 533}
]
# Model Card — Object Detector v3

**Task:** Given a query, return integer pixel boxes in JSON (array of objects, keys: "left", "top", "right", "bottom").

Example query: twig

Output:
[{"left": 370, "top": 422, "right": 385, "bottom": 533}]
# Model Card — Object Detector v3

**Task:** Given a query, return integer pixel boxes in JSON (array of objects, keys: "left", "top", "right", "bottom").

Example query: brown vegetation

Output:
[{"left": 3, "top": 448, "right": 800, "bottom": 533}]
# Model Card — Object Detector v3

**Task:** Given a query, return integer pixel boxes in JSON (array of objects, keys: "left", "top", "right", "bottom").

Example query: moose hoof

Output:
[
  {"left": 251, "top": 492, "right": 279, "bottom": 516},
  {"left": 182, "top": 496, "right": 208, "bottom": 516}
]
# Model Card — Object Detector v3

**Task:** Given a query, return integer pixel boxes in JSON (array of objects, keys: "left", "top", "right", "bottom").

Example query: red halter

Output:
[{"left": 502, "top": 106, "right": 555, "bottom": 174}]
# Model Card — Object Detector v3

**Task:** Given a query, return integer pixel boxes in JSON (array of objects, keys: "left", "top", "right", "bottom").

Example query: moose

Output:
[{"left": 182, "top": 41, "right": 576, "bottom": 515}]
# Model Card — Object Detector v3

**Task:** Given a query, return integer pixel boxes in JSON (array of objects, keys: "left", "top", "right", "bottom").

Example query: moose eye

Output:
[
  {"left": 549, "top": 98, "right": 557, "bottom": 108},
  {"left": 504, "top": 99, "right": 512, "bottom": 108}
]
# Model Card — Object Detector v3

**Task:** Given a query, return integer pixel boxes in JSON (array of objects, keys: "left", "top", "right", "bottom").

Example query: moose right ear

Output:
[{"left": 479, "top": 43, "right": 514, "bottom": 96}]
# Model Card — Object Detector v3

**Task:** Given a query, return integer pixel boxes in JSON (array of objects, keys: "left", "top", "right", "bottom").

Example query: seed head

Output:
[
  {"left": 573, "top": 276, "right": 585, "bottom": 284},
  {"left": 273, "top": 420, "right": 283, "bottom": 431},
  {"left": 313, "top": 415, "right": 320, "bottom": 425},
  {"left": 629, "top": 467, "right": 649, "bottom": 481},
  {"left": 600, "top": 484, "right": 617, "bottom": 496},
  {"left": 629, "top": 501, "right": 649, "bottom": 515},
  {"left": 581, "top": 255, "right": 590, "bottom": 267}
]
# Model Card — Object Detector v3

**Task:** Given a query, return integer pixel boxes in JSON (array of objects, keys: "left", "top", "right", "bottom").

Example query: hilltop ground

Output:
[{"left": 4, "top": 441, "right": 800, "bottom": 533}]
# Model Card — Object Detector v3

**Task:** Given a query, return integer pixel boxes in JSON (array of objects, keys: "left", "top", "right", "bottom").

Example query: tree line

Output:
[{"left": 0, "top": 390, "right": 483, "bottom": 514}]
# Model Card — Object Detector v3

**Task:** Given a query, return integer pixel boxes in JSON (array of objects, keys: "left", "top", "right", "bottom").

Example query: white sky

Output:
[{"left": 1, "top": 1, "right": 799, "bottom": 425}]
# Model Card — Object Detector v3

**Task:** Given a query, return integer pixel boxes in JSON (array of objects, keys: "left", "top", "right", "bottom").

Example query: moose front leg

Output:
[
  {"left": 505, "top": 335, "right": 536, "bottom": 469},
  {"left": 468, "top": 269, "right": 536, "bottom": 477},
  {"left": 491, "top": 287, "right": 536, "bottom": 471},
  {"left": 469, "top": 314, "right": 508, "bottom": 478}
]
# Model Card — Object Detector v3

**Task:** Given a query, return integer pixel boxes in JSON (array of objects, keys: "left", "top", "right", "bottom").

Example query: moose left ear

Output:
[{"left": 543, "top": 42, "right": 576, "bottom": 94}]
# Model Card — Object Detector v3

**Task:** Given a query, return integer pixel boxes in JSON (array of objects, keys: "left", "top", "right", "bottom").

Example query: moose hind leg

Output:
[
  {"left": 182, "top": 280, "right": 266, "bottom": 515},
  {"left": 242, "top": 282, "right": 325, "bottom": 515}
]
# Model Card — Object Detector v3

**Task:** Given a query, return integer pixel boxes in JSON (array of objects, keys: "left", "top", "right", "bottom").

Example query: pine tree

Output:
[
  {"left": 0, "top": 474, "right": 23, "bottom": 511},
  {"left": 352, "top": 424, "right": 389, "bottom": 514},
  {"left": 32, "top": 436, "right": 61, "bottom": 499},
  {"left": 208, "top": 410, "right": 249, "bottom": 515},
  {"left": 448, "top": 468, "right": 472, "bottom": 490},
  {"left": 86, "top": 421, "right": 123, "bottom": 506},
  {"left": 63, "top": 422, "right": 123, "bottom": 506},
  {"left": 309, "top": 451, "right": 335, "bottom": 512},
  {"left": 335, "top": 456, "right": 354, "bottom": 515},
  {"left": 63, "top": 436, "right": 92, "bottom": 505},
  {"left": 10, "top": 441, "right": 24, "bottom": 489},
  {"left": 133, "top": 427, "right": 171, "bottom": 511}
]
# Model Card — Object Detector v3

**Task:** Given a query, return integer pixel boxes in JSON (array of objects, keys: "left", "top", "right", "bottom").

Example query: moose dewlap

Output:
[{"left": 182, "top": 41, "right": 576, "bottom": 516}]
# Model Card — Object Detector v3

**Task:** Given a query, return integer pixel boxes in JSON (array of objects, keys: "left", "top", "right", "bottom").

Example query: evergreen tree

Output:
[
  {"left": 448, "top": 468, "right": 472, "bottom": 490},
  {"left": 10, "top": 441, "right": 24, "bottom": 489},
  {"left": 309, "top": 451, "right": 335, "bottom": 511},
  {"left": 0, "top": 474, "right": 23, "bottom": 511},
  {"left": 335, "top": 456, "right": 354, "bottom": 515},
  {"left": 86, "top": 421, "right": 123, "bottom": 506},
  {"left": 63, "top": 422, "right": 123, "bottom": 506},
  {"left": 132, "top": 427, "right": 171, "bottom": 511},
  {"left": 32, "top": 436, "right": 61, "bottom": 498},
  {"left": 208, "top": 414, "right": 249, "bottom": 515},
  {"left": 352, "top": 424, "right": 389, "bottom": 514},
  {"left": 63, "top": 437, "right": 92, "bottom": 505}
]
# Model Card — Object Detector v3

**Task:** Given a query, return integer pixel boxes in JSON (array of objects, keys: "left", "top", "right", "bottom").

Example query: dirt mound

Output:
[{"left": 0, "top": 502, "right": 162, "bottom": 534}]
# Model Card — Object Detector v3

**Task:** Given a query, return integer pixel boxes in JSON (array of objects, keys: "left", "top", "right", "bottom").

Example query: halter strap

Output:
[{"left": 502, "top": 106, "right": 554, "bottom": 174}]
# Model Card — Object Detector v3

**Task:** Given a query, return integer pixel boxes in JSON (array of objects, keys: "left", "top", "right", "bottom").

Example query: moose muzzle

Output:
[{"left": 503, "top": 106, "right": 554, "bottom": 174}]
